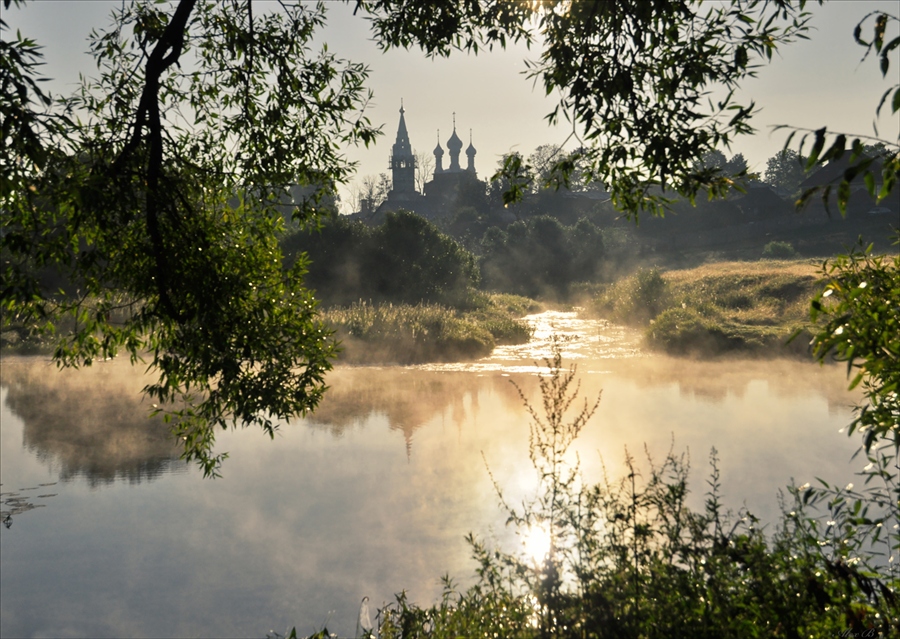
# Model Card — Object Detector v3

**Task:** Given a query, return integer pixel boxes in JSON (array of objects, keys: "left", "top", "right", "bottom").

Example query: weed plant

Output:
[{"left": 763, "top": 241, "right": 798, "bottom": 259}]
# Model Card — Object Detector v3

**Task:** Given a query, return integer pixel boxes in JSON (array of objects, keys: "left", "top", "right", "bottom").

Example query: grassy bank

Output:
[
  {"left": 321, "top": 293, "right": 538, "bottom": 365},
  {"left": 587, "top": 260, "right": 822, "bottom": 357}
]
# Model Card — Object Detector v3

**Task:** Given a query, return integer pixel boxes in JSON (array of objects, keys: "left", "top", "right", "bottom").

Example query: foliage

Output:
[
  {"left": 359, "top": 0, "right": 817, "bottom": 218},
  {"left": 1, "top": 0, "right": 379, "bottom": 475},
  {"left": 590, "top": 268, "right": 669, "bottom": 326},
  {"left": 786, "top": 10, "right": 899, "bottom": 215},
  {"left": 352, "top": 172, "right": 392, "bottom": 213},
  {"left": 282, "top": 210, "right": 478, "bottom": 307},
  {"left": 480, "top": 216, "right": 604, "bottom": 298},
  {"left": 809, "top": 239, "right": 900, "bottom": 452},
  {"left": 764, "top": 148, "right": 810, "bottom": 195},
  {"left": 322, "top": 301, "right": 493, "bottom": 364},
  {"left": 369, "top": 210, "right": 479, "bottom": 305},
  {"left": 762, "top": 240, "right": 798, "bottom": 259}
]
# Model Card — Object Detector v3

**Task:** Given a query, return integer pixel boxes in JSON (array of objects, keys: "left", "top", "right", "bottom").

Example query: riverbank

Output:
[
  {"left": 321, "top": 293, "right": 538, "bottom": 365},
  {"left": 583, "top": 259, "right": 823, "bottom": 358}
]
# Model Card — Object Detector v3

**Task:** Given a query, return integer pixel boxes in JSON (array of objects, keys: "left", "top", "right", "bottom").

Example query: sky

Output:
[{"left": 6, "top": 0, "right": 900, "bottom": 212}]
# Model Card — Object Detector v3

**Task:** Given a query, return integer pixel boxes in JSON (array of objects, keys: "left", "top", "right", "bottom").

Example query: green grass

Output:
[
  {"left": 588, "top": 260, "right": 822, "bottom": 357},
  {"left": 321, "top": 293, "right": 536, "bottom": 365}
]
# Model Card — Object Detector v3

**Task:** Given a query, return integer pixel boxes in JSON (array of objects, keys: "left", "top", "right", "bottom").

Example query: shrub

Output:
[
  {"left": 762, "top": 240, "right": 797, "bottom": 259},
  {"left": 323, "top": 301, "right": 495, "bottom": 364}
]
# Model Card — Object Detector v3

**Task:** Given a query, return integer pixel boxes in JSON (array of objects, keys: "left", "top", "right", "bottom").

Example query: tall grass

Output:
[
  {"left": 321, "top": 294, "right": 535, "bottom": 365},
  {"left": 589, "top": 261, "right": 822, "bottom": 356}
]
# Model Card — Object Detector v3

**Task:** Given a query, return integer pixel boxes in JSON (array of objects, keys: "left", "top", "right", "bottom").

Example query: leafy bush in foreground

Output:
[{"left": 809, "top": 240, "right": 900, "bottom": 452}]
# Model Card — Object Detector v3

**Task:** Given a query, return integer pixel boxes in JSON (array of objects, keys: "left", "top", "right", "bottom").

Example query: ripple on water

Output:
[{"left": 417, "top": 310, "right": 644, "bottom": 373}]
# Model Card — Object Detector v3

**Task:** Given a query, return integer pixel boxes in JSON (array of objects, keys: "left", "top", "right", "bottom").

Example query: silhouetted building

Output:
[
  {"left": 362, "top": 106, "right": 484, "bottom": 223},
  {"left": 389, "top": 103, "right": 416, "bottom": 196}
]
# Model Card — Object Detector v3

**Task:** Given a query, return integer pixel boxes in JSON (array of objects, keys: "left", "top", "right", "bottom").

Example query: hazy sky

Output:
[{"left": 7, "top": 1, "right": 899, "bottom": 210}]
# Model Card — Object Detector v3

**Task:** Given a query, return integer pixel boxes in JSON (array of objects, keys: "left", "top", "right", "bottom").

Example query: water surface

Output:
[{"left": 0, "top": 312, "right": 862, "bottom": 638}]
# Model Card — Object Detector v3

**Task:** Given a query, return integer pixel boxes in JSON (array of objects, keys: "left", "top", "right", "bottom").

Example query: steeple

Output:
[
  {"left": 390, "top": 101, "right": 416, "bottom": 194},
  {"left": 465, "top": 129, "right": 476, "bottom": 174},
  {"left": 446, "top": 112, "right": 463, "bottom": 172},
  {"left": 433, "top": 130, "right": 444, "bottom": 174}
]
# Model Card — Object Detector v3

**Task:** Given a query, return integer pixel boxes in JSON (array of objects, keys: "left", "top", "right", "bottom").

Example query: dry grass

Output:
[{"left": 589, "top": 260, "right": 825, "bottom": 357}]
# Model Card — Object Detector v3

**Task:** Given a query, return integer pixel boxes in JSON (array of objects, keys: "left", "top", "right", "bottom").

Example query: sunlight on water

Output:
[
  {"left": 418, "top": 310, "right": 643, "bottom": 374},
  {"left": 0, "top": 320, "right": 865, "bottom": 638}
]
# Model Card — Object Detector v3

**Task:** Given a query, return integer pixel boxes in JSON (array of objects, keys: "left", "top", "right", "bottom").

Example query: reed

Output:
[{"left": 321, "top": 294, "right": 535, "bottom": 365}]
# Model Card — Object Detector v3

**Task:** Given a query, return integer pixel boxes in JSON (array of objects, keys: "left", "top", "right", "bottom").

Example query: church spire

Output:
[
  {"left": 465, "top": 129, "right": 477, "bottom": 174},
  {"left": 390, "top": 101, "right": 416, "bottom": 194}
]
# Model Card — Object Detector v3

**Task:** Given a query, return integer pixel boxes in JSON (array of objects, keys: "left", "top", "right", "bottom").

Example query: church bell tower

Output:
[{"left": 390, "top": 101, "right": 416, "bottom": 194}]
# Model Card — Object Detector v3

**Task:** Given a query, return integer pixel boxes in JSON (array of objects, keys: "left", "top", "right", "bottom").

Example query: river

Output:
[{"left": 0, "top": 312, "right": 862, "bottom": 638}]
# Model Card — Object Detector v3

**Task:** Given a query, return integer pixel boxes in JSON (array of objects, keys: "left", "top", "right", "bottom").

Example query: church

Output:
[{"left": 360, "top": 103, "right": 484, "bottom": 222}]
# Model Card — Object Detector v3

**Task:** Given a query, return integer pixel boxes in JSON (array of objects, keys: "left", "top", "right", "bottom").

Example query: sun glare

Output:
[{"left": 521, "top": 524, "right": 552, "bottom": 564}]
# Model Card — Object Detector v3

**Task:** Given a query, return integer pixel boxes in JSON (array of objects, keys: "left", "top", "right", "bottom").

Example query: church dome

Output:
[
  {"left": 434, "top": 131, "right": 444, "bottom": 156},
  {"left": 447, "top": 128, "right": 463, "bottom": 152}
]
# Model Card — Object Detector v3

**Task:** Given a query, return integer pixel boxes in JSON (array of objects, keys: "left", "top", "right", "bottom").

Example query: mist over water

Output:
[{"left": 0, "top": 314, "right": 863, "bottom": 637}]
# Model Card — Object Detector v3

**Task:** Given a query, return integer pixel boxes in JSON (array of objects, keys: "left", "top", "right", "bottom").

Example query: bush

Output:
[
  {"left": 319, "top": 293, "right": 535, "bottom": 364},
  {"left": 762, "top": 240, "right": 797, "bottom": 259}
]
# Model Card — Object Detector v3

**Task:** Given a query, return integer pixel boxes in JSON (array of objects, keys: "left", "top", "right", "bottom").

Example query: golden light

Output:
[{"left": 521, "top": 523, "right": 552, "bottom": 564}]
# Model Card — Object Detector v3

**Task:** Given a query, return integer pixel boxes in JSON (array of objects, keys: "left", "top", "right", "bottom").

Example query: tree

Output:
[
  {"left": 2, "top": 0, "right": 379, "bottom": 475},
  {"left": 784, "top": 10, "right": 899, "bottom": 213},
  {"left": 528, "top": 143, "right": 564, "bottom": 191},
  {"left": 809, "top": 241, "right": 900, "bottom": 452},
  {"left": 352, "top": 172, "right": 391, "bottom": 213},
  {"left": 764, "top": 149, "right": 809, "bottom": 195},
  {"left": 414, "top": 149, "right": 434, "bottom": 193}
]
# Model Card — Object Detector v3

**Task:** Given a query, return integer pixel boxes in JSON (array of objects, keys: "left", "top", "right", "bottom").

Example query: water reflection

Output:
[
  {"left": 304, "top": 367, "right": 526, "bottom": 455},
  {"left": 0, "top": 321, "right": 866, "bottom": 638},
  {"left": 0, "top": 356, "right": 184, "bottom": 487}
]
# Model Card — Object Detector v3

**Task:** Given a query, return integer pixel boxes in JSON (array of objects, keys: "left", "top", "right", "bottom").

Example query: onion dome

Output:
[
  {"left": 447, "top": 128, "right": 463, "bottom": 153},
  {"left": 433, "top": 130, "right": 444, "bottom": 156}
]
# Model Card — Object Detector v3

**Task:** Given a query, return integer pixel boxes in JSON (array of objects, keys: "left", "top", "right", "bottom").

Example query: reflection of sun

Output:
[{"left": 521, "top": 524, "right": 552, "bottom": 564}]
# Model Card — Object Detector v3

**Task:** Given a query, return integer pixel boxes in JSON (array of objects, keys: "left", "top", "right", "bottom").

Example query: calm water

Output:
[{"left": 1, "top": 312, "right": 862, "bottom": 638}]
